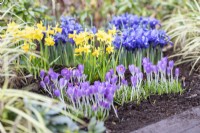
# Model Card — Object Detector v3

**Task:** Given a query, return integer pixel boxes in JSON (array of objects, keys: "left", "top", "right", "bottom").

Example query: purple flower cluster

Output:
[
  {"left": 143, "top": 57, "right": 179, "bottom": 78},
  {"left": 110, "top": 14, "right": 172, "bottom": 50},
  {"left": 110, "top": 13, "right": 160, "bottom": 30},
  {"left": 54, "top": 16, "right": 83, "bottom": 44},
  {"left": 113, "top": 57, "right": 180, "bottom": 104},
  {"left": 40, "top": 65, "right": 117, "bottom": 119},
  {"left": 143, "top": 57, "right": 180, "bottom": 93}
]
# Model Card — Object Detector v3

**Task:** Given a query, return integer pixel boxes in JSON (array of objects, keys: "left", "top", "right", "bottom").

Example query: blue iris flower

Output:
[
  {"left": 54, "top": 16, "right": 84, "bottom": 45},
  {"left": 111, "top": 14, "right": 171, "bottom": 51}
]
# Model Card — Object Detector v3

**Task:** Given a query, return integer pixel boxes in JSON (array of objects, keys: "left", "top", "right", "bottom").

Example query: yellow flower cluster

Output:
[
  {"left": 72, "top": 27, "right": 116, "bottom": 57},
  {"left": 69, "top": 31, "right": 94, "bottom": 46},
  {"left": 3, "top": 21, "right": 62, "bottom": 52}
]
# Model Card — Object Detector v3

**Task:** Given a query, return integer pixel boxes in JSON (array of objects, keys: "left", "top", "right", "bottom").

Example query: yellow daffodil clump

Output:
[
  {"left": 3, "top": 21, "right": 63, "bottom": 53},
  {"left": 72, "top": 27, "right": 116, "bottom": 58}
]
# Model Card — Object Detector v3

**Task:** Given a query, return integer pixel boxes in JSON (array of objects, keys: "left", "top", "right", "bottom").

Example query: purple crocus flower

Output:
[
  {"left": 167, "top": 67, "right": 171, "bottom": 76},
  {"left": 40, "top": 70, "right": 45, "bottom": 79},
  {"left": 103, "top": 102, "right": 110, "bottom": 109},
  {"left": 44, "top": 76, "right": 50, "bottom": 84},
  {"left": 175, "top": 68, "right": 180, "bottom": 77},
  {"left": 111, "top": 75, "right": 118, "bottom": 84},
  {"left": 116, "top": 64, "right": 126, "bottom": 77},
  {"left": 106, "top": 93, "right": 114, "bottom": 102},
  {"left": 40, "top": 81, "right": 46, "bottom": 88},
  {"left": 61, "top": 68, "right": 70, "bottom": 79},
  {"left": 109, "top": 69, "right": 114, "bottom": 76},
  {"left": 48, "top": 68, "right": 54, "bottom": 75},
  {"left": 135, "top": 67, "right": 140, "bottom": 74},
  {"left": 161, "top": 63, "right": 167, "bottom": 72},
  {"left": 105, "top": 72, "right": 112, "bottom": 81},
  {"left": 74, "top": 69, "right": 81, "bottom": 77},
  {"left": 129, "top": 65, "right": 135, "bottom": 75},
  {"left": 49, "top": 72, "right": 59, "bottom": 81},
  {"left": 54, "top": 89, "right": 60, "bottom": 97},
  {"left": 137, "top": 72, "right": 143, "bottom": 80},
  {"left": 78, "top": 64, "right": 84, "bottom": 74},
  {"left": 59, "top": 78, "right": 67, "bottom": 88},
  {"left": 152, "top": 65, "right": 159, "bottom": 74},
  {"left": 131, "top": 76, "right": 137, "bottom": 87},
  {"left": 142, "top": 57, "right": 150, "bottom": 64},
  {"left": 168, "top": 60, "right": 174, "bottom": 69},
  {"left": 144, "top": 64, "right": 152, "bottom": 74},
  {"left": 121, "top": 79, "right": 128, "bottom": 86},
  {"left": 161, "top": 57, "right": 168, "bottom": 65}
]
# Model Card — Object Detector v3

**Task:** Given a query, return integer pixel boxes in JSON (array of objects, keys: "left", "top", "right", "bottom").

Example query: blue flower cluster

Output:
[
  {"left": 110, "top": 13, "right": 160, "bottom": 30},
  {"left": 110, "top": 14, "right": 171, "bottom": 50},
  {"left": 54, "top": 16, "right": 83, "bottom": 44}
]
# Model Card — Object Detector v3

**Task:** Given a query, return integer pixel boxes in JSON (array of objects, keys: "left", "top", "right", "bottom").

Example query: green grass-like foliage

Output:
[{"left": 164, "top": 0, "right": 200, "bottom": 72}]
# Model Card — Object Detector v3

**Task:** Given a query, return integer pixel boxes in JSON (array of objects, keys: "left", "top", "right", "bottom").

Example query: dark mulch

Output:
[{"left": 105, "top": 57, "right": 200, "bottom": 133}]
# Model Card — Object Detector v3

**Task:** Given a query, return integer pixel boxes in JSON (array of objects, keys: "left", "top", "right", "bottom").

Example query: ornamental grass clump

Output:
[
  {"left": 40, "top": 65, "right": 117, "bottom": 120},
  {"left": 110, "top": 13, "right": 172, "bottom": 68}
]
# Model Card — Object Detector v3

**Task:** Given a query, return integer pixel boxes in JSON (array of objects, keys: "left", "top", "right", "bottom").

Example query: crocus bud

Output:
[
  {"left": 138, "top": 72, "right": 143, "bottom": 80},
  {"left": 121, "top": 79, "right": 128, "bottom": 86},
  {"left": 106, "top": 93, "right": 114, "bottom": 102},
  {"left": 109, "top": 69, "right": 114, "bottom": 76},
  {"left": 105, "top": 72, "right": 111, "bottom": 81},
  {"left": 167, "top": 67, "right": 171, "bottom": 76},
  {"left": 135, "top": 67, "right": 140, "bottom": 74},
  {"left": 152, "top": 65, "right": 158, "bottom": 74},
  {"left": 59, "top": 78, "right": 67, "bottom": 88},
  {"left": 44, "top": 76, "right": 50, "bottom": 84},
  {"left": 54, "top": 89, "right": 60, "bottom": 97},
  {"left": 103, "top": 102, "right": 110, "bottom": 109},
  {"left": 131, "top": 76, "right": 137, "bottom": 87},
  {"left": 145, "top": 65, "right": 152, "bottom": 74},
  {"left": 168, "top": 60, "right": 174, "bottom": 69},
  {"left": 78, "top": 64, "right": 84, "bottom": 74},
  {"left": 40, "top": 70, "right": 45, "bottom": 79},
  {"left": 111, "top": 75, "right": 118, "bottom": 84},
  {"left": 49, "top": 72, "right": 59, "bottom": 81},
  {"left": 128, "top": 65, "right": 135, "bottom": 75},
  {"left": 175, "top": 68, "right": 179, "bottom": 77},
  {"left": 142, "top": 57, "right": 150, "bottom": 64},
  {"left": 40, "top": 81, "right": 46, "bottom": 88}
]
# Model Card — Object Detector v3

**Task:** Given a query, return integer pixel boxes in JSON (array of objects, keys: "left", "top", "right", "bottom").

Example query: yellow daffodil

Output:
[
  {"left": 7, "top": 21, "right": 19, "bottom": 33},
  {"left": 92, "top": 48, "right": 101, "bottom": 57},
  {"left": 45, "top": 36, "right": 55, "bottom": 46},
  {"left": 75, "top": 47, "right": 83, "bottom": 53},
  {"left": 106, "top": 34, "right": 114, "bottom": 45},
  {"left": 106, "top": 45, "right": 114, "bottom": 54},
  {"left": 22, "top": 26, "right": 35, "bottom": 40},
  {"left": 46, "top": 26, "right": 55, "bottom": 35},
  {"left": 74, "top": 32, "right": 87, "bottom": 46},
  {"left": 22, "top": 43, "right": 30, "bottom": 52},
  {"left": 96, "top": 30, "right": 107, "bottom": 42},
  {"left": 33, "top": 29, "right": 44, "bottom": 41},
  {"left": 68, "top": 31, "right": 77, "bottom": 40},
  {"left": 108, "top": 26, "right": 117, "bottom": 36},
  {"left": 54, "top": 23, "right": 62, "bottom": 33},
  {"left": 83, "top": 45, "right": 91, "bottom": 54},
  {"left": 36, "top": 21, "right": 46, "bottom": 31}
]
